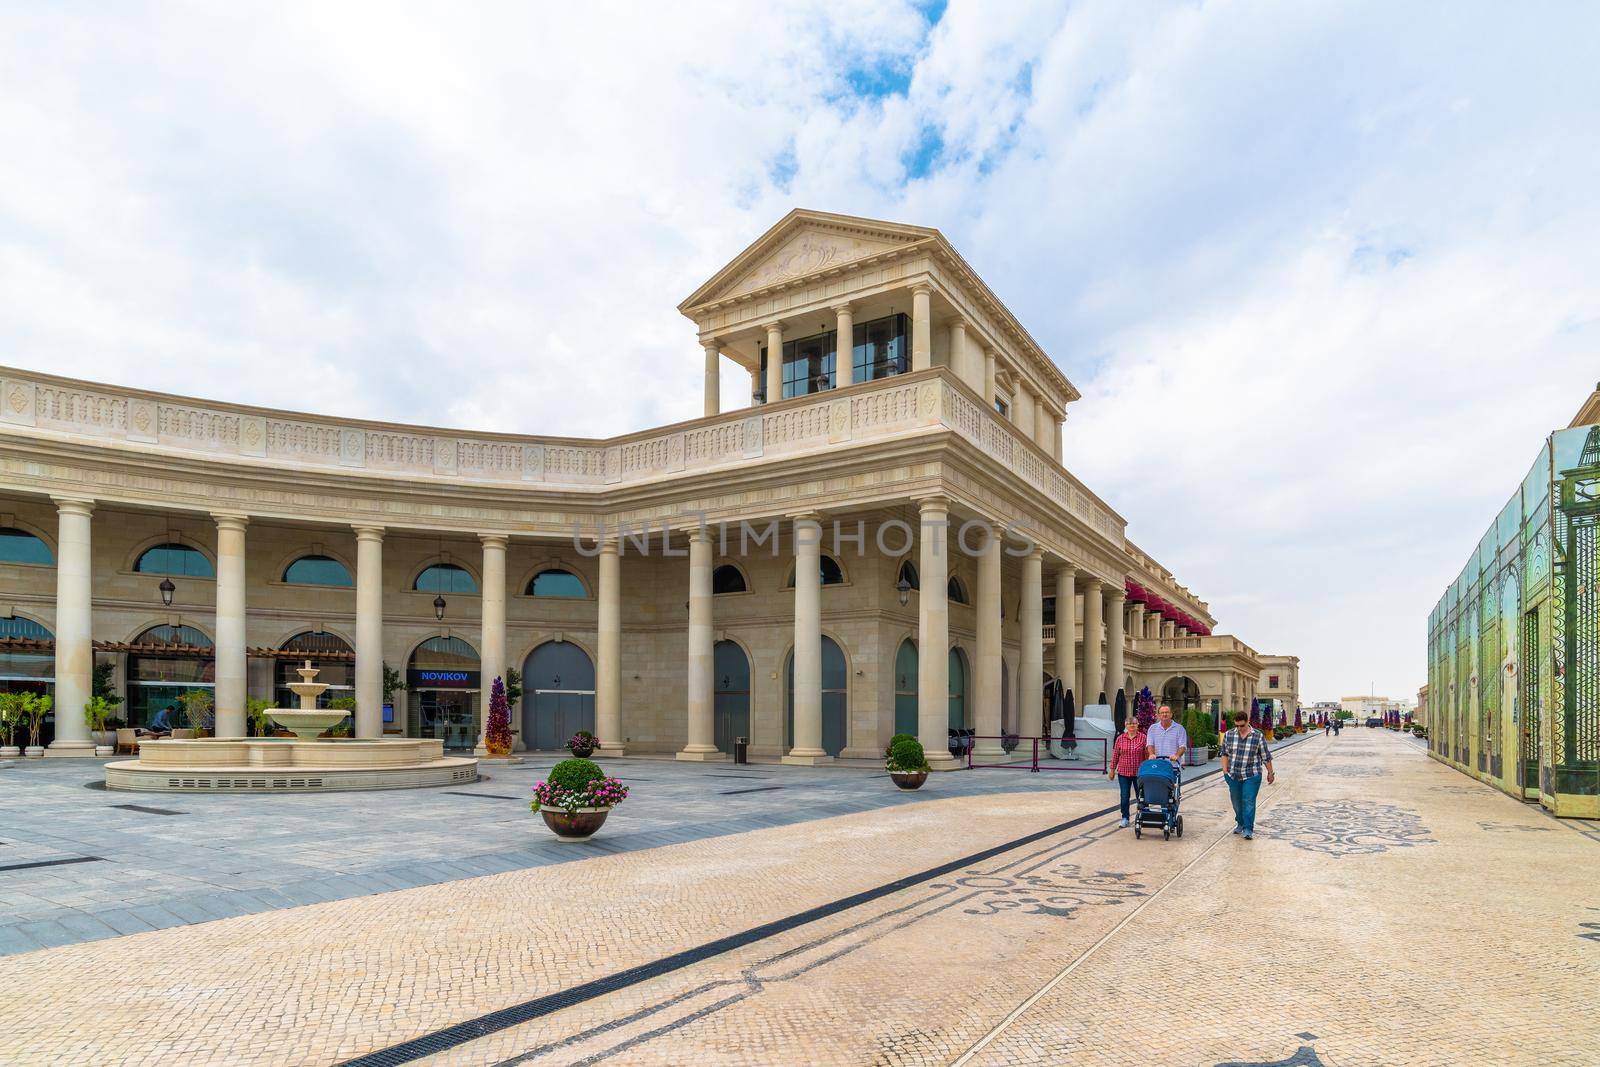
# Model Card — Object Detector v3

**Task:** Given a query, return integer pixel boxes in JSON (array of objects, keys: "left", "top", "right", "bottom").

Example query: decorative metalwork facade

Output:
[{"left": 1429, "top": 423, "right": 1600, "bottom": 816}]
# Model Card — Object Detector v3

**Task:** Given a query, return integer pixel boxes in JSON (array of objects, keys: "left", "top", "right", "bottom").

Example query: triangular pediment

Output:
[{"left": 680, "top": 210, "right": 936, "bottom": 310}]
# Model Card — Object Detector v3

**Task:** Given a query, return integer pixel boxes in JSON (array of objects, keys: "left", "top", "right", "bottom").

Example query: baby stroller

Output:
[{"left": 1134, "top": 758, "right": 1184, "bottom": 840}]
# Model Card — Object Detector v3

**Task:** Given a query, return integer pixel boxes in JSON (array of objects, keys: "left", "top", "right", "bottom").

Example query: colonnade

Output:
[{"left": 699, "top": 286, "right": 1065, "bottom": 461}]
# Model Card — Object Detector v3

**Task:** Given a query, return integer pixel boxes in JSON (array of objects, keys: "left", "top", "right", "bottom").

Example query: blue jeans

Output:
[
  {"left": 1117, "top": 774, "right": 1136, "bottom": 818},
  {"left": 1226, "top": 772, "right": 1262, "bottom": 832}
]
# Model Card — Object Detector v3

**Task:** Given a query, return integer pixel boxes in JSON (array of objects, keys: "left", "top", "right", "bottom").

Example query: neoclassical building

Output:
[{"left": 0, "top": 210, "right": 1279, "bottom": 765}]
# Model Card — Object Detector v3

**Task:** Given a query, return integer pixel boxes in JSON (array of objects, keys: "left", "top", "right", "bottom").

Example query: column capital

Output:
[
  {"left": 352, "top": 523, "right": 385, "bottom": 541},
  {"left": 597, "top": 538, "right": 620, "bottom": 557},
  {"left": 479, "top": 533, "right": 509, "bottom": 550},
  {"left": 701, "top": 337, "right": 722, "bottom": 353},
  {"left": 914, "top": 494, "right": 951, "bottom": 515},
  {"left": 1056, "top": 562, "right": 1078, "bottom": 577},
  {"left": 50, "top": 496, "right": 95, "bottom": 515},
  {"left": 686, "top": 525, "right": 712, "bottom": 543},
  {"left": 1080, "top": 574, "right": 1103, "bottom": 590},
  {"left": 830, "top": 301, "right": 853, "bottom": 314},
  {"left": 1105, "top": 587, "right": 1127, "bottom": 604},
  {"left": 211, "top": 512, "right": 250, "bottom": 531},
  {"left": 764, "top": 320, "right": 785, "bottom": 335},
  {"left": 910, "top": 281, "right": 934, "bottom": 297}
]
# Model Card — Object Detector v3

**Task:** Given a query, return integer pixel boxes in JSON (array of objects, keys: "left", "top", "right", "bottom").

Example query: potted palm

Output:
[
  {"left": 85, "top": 695, "right": 116, "bottom": 757},
  {"left": 246, "top": 698, "right": 274, "bottom": 738},
  {"left": 887, "top": 736, "right": 930, "bottom": 790},
  {"left": 0, "top": 693, "right": 22, "bottom": 758},
  {"left": 21, "top": 693, "right": 51, "bottom": 757},
  {"left": 531, "top": 757, "right": 629, "bottom": 841},
  {"left": 177, "top": 689, "right": 213, "bottom": 737}
]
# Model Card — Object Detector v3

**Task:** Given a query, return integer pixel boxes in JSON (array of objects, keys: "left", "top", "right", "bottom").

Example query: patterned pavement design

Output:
[{"left": 0, "top": 731, "right": 1593, "bottom": 1065}]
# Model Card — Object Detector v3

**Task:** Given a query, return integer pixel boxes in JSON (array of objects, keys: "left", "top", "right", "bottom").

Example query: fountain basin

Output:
[
  {"left": 268, "top": 708, "right": 350, "bottom": 739},
  {"left": 104, "top": 737, "right": 477, "bottom": 793}
]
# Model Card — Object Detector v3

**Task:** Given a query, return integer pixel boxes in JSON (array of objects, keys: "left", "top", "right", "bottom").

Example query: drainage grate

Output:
[
  {"left": 110, "top": 804, "right": 187, "bottom": 816},
  {"left": 0, "top": 856, "right": 104, "bottom": 874}
]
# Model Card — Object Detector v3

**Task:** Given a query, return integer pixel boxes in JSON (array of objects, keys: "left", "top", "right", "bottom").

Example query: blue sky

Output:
[{"left": 1, "top": 0, "right": 1597, "bottom": 702}]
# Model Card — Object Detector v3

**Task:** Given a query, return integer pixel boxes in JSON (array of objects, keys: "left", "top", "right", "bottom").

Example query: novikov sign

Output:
[{"left": 408, "top": 669, "right": 479, "bottom": 690}]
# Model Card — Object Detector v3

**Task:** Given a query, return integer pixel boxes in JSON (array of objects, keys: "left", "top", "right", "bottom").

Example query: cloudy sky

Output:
[{"left": 3, "top": 1, "right": 1597, "bottom": 702}]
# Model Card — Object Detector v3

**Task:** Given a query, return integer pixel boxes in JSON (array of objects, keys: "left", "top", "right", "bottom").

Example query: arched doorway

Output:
[
  {"left": 522, "top": 640, "right": 595, "bottom": 751},
  {"left": 408, "top": 636, "right": 480, "bottom": 751},
  {"left": 1161, "top": 675, "right": 1200, "bottom": 712},
  {"left": 274, "top": 632, "right": 353, "bottom": 710},
  {"left": 893, "top": 639, "right": 918, "bottom": 736},
  {"left": 785, "top": 636, "right": 847, "bottom": 756},
  {"left": 948, "top": 648, "right": 968, "bottom": 731},
  {"left": 125, "top": 624, "right": 214, "bottom": 730},
  {"left": 713, "top": 641, "right": 750, "bottom": 755}
]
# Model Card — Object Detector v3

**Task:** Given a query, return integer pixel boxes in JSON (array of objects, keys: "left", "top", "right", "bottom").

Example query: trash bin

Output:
[{"left": 733, "top": 736, "right": 748, "bottom": 765}]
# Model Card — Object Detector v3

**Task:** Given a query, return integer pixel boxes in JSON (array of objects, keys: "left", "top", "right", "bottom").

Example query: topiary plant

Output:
[
  {"left": 484, "top": 676, "right": 512, "bottom": 756},
  {"left": 886, "top": 737, "right": 929, "bottom": 773},
  {"left": 548, "top": 757, "right": 605, "bottom": 792},
  {"left": 885, "top": 732, "right": 916, "bottom": 758},
  {"left": 532, "top": 757, "right": 628, "bottom": 814}
]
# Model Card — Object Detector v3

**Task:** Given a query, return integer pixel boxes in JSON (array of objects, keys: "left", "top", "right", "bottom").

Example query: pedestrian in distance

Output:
[
  {"left": 1324, "top": 717, "right": 1332, "bottom": 738},
  {"left": 1221, "top": 710, "right": 1275, "bottom": 839},
  {"left": 1108, "top": 715, "right": 1147, "bottom": 828}
]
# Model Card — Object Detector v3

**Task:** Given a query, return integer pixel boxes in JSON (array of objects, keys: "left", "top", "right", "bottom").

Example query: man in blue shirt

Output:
[
  {"left": 147, "top": 706, "right": 174, "bottom": 735},
  {"left": 1221, "top": 710, "right": 1276, "bottom": 839}
]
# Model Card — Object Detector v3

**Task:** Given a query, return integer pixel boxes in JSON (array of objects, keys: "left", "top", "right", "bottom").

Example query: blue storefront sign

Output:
[{"left": 408, "top": 669, "right": 480, "bottom": 690}]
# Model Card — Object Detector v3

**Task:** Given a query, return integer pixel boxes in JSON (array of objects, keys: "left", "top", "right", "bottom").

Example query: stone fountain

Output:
[
  {"left": 103, "top": 659, "right": 479, "bottom": 793},
  {"left": 267, "top": 661, "right": 350, "bottom": 739}
]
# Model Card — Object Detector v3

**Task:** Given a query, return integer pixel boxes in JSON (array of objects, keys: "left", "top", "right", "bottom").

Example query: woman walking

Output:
[{"left": 1109, "top": 716, "right": 1148, "bottom": 828}]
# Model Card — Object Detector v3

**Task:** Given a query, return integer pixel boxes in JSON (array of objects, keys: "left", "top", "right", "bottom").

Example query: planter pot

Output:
[
  {"left": 94, "top": 745, "right": 114, "bottom": 757},
  {"left": 0, "top": 746, "right": 19, "bottom": 758},
  {"left": 24, "top": 745, "right": 44, "bottom": 758},
  {"left": 889, "top": 770, "right": 928, "bottom": 790},
  {"left": 540, "top": 806, "right": 612, "bottom": 841},
  {"left": 567, "top": 747, "right": 594, "bottom": 759}
]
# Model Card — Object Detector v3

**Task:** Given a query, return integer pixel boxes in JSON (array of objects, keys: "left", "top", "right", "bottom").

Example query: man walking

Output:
[
  {"left": 1221, "top": 710, "right": 1275, "bottom": 839},
  {"left": 1145, "top": 704, "right": 1189, "bottom": 766}
]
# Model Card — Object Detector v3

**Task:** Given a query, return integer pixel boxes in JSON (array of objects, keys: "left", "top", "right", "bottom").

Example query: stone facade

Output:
[{"left": 0, "top": 210, "right": 1285, "bottom": 762}]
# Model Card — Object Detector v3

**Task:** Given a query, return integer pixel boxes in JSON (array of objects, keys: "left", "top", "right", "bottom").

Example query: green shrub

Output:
[
  {"left": 886, "top": 737, "right": 929, "bottom": 773},
  {"left": 549, "top": 757, "right": 606, "bottom": 792},
  {"left": 885, "top": 732, "right": 916, "bottom": 758}
]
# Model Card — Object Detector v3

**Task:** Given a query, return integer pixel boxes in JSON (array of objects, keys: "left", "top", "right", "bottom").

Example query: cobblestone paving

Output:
[{"left": 1, "top": 731, "right": 1591, "bottom": 1066}]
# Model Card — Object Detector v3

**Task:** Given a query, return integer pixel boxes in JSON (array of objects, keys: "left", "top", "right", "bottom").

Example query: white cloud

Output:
[{"left": 1, "top": 0, "right": 1596, "bottom": 701}]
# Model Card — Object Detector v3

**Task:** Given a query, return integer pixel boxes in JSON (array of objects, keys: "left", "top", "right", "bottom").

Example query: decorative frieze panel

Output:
[{"left": 36, "top": 385, "right": 125, "bottom": 433}]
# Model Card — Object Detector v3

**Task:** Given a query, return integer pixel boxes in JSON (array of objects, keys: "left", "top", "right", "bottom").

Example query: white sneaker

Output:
[{"left": 1119, "top": 817, "right": 1129, "bottom": 828}]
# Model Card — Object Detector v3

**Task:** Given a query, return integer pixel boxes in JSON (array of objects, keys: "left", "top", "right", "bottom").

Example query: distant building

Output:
[
  {"left": 1257, "top": 655, "right": 1300, "bottom": 719},
  {"left": 1340, "top": 695, "right": 1411, "bottom": 718}
]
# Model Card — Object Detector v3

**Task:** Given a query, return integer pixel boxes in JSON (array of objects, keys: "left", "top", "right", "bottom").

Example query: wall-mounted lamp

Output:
[
  {"left": 433, "top": 594, "right": 447, "bottom": 621},
  {"left": 158, "top": 577, "right": 176, "bottom": 607},
  {"left": 896, "top": 575, "right": 912, "bottom": 607}
]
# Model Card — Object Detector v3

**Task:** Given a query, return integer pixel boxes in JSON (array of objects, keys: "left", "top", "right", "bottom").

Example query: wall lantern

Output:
[
  {"left": 158, "top": 577, "right": 176, "bottom": 607},
  {"left": 433, "top": 594, "right": 447, "bottom": 621},
  {"left": 896, "top": 575, "right": 912, "bottom": 607}
]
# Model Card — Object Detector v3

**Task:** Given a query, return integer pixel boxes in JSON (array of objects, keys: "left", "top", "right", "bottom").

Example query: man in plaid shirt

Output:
[{"left": 1220, "top": 710, "right": 1276, "bottom": 839}]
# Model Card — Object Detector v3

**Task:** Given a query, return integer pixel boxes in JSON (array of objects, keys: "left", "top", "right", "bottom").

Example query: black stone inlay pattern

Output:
[
  {"left": 0, "top": 856, "right": 104, "bottom": 874},
  {"left": 110, "top": 804, "right": 187, "bottom": 816},
  {"left": 718, "top": 786, "right": 784, "bottom": 796},
  {"left": 443, "top": 792, "right": 525, "bottom": 801}
]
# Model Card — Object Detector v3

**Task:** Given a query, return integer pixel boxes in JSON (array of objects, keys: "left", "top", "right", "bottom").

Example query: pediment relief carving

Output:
[{"left": 704, "top": 225, "right": 918, "bottom": 304}]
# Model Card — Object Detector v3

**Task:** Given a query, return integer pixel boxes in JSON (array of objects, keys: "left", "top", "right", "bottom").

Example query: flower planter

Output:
[
  {"left": 540, "top": 806, "right": 611, "bottom": 841},
  {"left": 0, "top": 746, "right": 19, "bottom": 758},
  {"left": 889, "top": 770, "right": 927, "bottom": 790},
  {"left": 24, "top": 745, "right": 44, "bottom": 758}
]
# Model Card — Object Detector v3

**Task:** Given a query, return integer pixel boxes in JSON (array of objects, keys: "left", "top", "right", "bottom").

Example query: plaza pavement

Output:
[{"left": 1, "top": 730, "right": 1596, "bottom": 1065}]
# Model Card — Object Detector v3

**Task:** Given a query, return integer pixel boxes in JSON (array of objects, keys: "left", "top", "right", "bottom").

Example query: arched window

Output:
[
  {"left": 712, "top": 564, "right": 747, "bottom": 595},
  {"left": 125, "top": 625, "right": 214, "bottom": 730},
  {"left": 415, "top": 563, "right": 477, "bottom": 594},
  {"left": 526, "top": 568, "right": 585, "bottom": 598},
  {"left": 275, "top": 631, "right": 354, "bottom": 708},
  {"left": 786, "top": 555, "right": 845, "bottom": 588},
  {"left": 283, "top": 555, "right": 353, "bottom": 587},
  {"left": 947, "top": 576, "right": 969, "bottom": 605},
  {"left": 0, "top": 528, "right": 52, "bottom": 566},
  {"left": 897, "top": 560, "right": 919, "bottom": 590},
  {"left": 135, "top": 543, "right": 214, "bottom": 578}
]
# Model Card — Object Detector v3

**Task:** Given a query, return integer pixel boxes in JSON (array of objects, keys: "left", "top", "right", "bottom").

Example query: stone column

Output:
[
  {"left": 983, "top": 348, "right": 997, "bottom": 406},
  {"left": 1129, "top": 604, "right": 1146, "bottom": 646},
  {"left": 1146, "top": 612, "right": 1160, "bottom": 639},
  {"left": 1034, "top": 405, "right": 1056, "bottom": 456},
  {"left": 917, "top": 497, "right": 956, "bottom": 767},
  {"left": 1054, "top": 417, "right": 1065, "bottom": 462},
  {"left": 678, "top": 528, "right": 722, "bottom": 760},
  {"left": 212, "top": 513, "right": 248, "bottom": 739},
  {"left": 1082, "top": 577, "right": 1104, "bottom": 703},
  {"left": 973, "top": 526, "right": 1003, "bottom": 758},
  {"left": 834, "top": 304, "right": 854, "bottom": 388},
  {"left": 702, "top": 340, "right": 721, "bottom": 417},
  {"left": 948, "top": 319, "right": 968, "bottom": 386},
  {"left": 353, "top": 525, "right": 385, "bottom": 739},
  {"left": 911, "top": 284, "right": 932, "bottom": 371},
  {"left": 1161, "top": 618, "right": 1176, "bottom": 640},
  {"left": 784, "top": 514, "right": 829, "bottom": 764},
  {"left": 1014, "top": 382, "right": 1036, "bottom": 440},
  {"left": 46, "top": 498, "right": 94, "bottom": 756},
  {"left": 1106, "top": 588, "right": 1126, "bottom": 704},
  {"left": 1019, "top": 550, "right": 1043, "bottom": 739},
  {"left": 596, "top": 539, "right": 624, "bottom": 755},
  {"left": 475, "top": 533, "right": 507, "bottom": 755},
  {"left": 765, "top": 322, "right": 784, "bottom": 403},
  {"left": 1054, "top": 565, "right": 1076, "bottom": 700}
]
